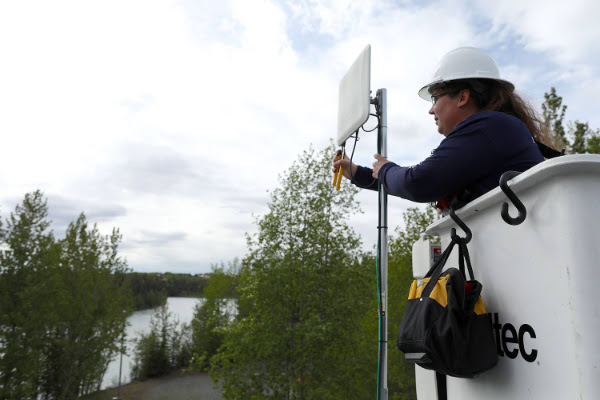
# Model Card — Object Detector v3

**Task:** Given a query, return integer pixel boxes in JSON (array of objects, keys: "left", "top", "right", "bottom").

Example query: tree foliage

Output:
[
  {"left": 568, "top": 120, "right": 600, "bottom": 154},
  {"left": 587, "top": 132, "right": 600, "bottom": 154},
  {"left": 126, "top": 272, "right": 209, "bottom": 310},
  {"left": 131, "top": 303, "right": 192, "bottom": 381},
  {"left": 0, "top": 191, "right": 58, "bottom": 399},
  {"left": 190, "top": 261, "right": 238, "bottom": 370},
  {"left": 542, "top": 87, "right": 568, "bottom": 147},
  {"left": 542, "top": 87, "right": 599, "bottom": 154},
  {"left": 386, "top": 207, "right": 439, "bottom": 399},
  {"left": 0, "top": 191, "right": 130, "bottom": 399},
  {"left": 210, "top": 145, "right": 374, "bottom": 399},
  {"left": 199, "top": 144, "right": 441, "bottom": 400}
]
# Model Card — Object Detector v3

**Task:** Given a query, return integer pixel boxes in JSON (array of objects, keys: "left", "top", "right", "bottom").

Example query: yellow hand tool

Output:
[
  {"left": 333, "top": 148, "right": 345, "bottom": 191},
  {"left": 333, "top": 154, "right": 341, "bottom": 186}
]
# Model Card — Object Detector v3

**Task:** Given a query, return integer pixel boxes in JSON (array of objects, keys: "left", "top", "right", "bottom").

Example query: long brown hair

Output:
[{"left": 435, "top": 79, "right": 561, "bottom": 149}]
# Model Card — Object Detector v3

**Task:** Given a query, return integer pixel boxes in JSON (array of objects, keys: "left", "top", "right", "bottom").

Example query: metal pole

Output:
[{"left": 376, "top": 88, "right": 388, "bottom": 400}]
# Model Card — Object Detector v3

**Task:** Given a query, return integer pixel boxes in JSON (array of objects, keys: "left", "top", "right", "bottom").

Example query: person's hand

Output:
[
  {"left": 372, "top": 154, "right": 389, "bottom": 179},
  {"left": 332, "top": 150, "right": 357, "bottom": 180}
]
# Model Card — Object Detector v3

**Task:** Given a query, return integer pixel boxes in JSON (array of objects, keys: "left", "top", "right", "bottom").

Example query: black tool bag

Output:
[{"left": 396, "top": 238, "right": 498, "bottom": 378}]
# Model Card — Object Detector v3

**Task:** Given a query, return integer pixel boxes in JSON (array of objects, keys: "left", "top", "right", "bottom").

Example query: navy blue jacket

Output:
[{"left": 351, "top": 111, "right": 544, "bottom": 203}]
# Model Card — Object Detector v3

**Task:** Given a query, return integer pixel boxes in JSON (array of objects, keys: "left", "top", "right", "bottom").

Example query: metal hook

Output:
[
  {"left": 448, "top": 207, "right": 472, "bottom": 244},
  {"left": 499, "top": 171, "right": 527, "bottom": 226}
]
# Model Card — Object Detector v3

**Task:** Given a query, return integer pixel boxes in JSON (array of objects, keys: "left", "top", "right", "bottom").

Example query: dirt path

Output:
[
  {"left": 144, "top": 373, "right": 222, "bottom": 400},
  {"left": 88, "top": 372, "right": 222, "bottom": 400}
]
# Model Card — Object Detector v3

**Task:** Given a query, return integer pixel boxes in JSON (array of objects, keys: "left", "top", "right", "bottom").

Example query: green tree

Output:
[
  {"left": 190, "top": 261, "right": 238, "bottom": 370},
  {"left": 542, "top": 87, "right": 599, "bottom": 154},
  {"left": 0, "top": 191, "right": 59, "bottom": 399},
  {"left": 131, "top": 303, "right": 192, "bottom": 381},
  {"left": 354, "top": 206, "right": 439, "bottom": 400},
  {"left": 211, "top": 145, "right": 373, "bottom": 399},
  {"left": 568, "top": 120, "right": 600, "bottom": 154},
  {"left": 125, "top": 272, "right": 210, "bottom": 310},
  {"left": 41, "top": 213, "right": 131, "bottom": 398},
  {"left": 386, "top": 207, "right": 439, "bottom": 399},
  {"left": 542, "top": 87, "right": 568, "bottom": 148},
  {"left": 0, "top": 191, "right": 131, "bottom": 399},
  {"left": 587, "top": 131, "right": 600, "bottom": 154},
  {"left": 569, "top": 120, "right": 588, "bottom": 154}
]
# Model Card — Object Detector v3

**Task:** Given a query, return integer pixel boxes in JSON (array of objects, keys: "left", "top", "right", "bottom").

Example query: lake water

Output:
[{"left": 101, "top": 297, "right": 202, "bottom": 389}]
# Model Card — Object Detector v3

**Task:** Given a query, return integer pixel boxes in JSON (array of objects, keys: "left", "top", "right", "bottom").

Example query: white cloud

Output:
[
  {"left": 476, "top": 0, "right": 600, "bottom": 64},
  {"left": 473, "top": 0, "right": 600, "bottom": 127},
  {"left": 1, "top": 0, "right": 598, "bottom": 273}
]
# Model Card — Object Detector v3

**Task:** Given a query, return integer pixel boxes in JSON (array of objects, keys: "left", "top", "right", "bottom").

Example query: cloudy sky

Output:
[{"left": 1, "top": 0, "right": 598, "bottom": 274}]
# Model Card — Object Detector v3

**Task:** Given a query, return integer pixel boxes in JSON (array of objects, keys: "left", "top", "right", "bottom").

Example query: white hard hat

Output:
[{"left": 418, "top": 47, "right": 514, "bottom": 101}]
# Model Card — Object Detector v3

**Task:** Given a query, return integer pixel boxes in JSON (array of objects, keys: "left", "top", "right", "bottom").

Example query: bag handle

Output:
[
  {"left": 422, "top": 238, "right": 457, "bottom": 298},
  {"left": 421, "top": 203, "right": 475, "bottom": 297},
  {"left": 458, "top": 240, "right": 475, "bottom": 281},
  {"left": 422, "top": 237, "right": 476, "bottom": 298}
]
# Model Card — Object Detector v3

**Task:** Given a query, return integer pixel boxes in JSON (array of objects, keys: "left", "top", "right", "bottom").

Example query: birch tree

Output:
[
  {"left": 211, "top": 145, "right": 373, "bottom": 399},
  {"left": 0, "top": 191, "right": 130, "bottom": 399}
]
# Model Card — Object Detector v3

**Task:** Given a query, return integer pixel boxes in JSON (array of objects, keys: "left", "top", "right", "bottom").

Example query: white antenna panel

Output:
[{"left": 336, "top": 45, "right": 371, "bottom": 146}]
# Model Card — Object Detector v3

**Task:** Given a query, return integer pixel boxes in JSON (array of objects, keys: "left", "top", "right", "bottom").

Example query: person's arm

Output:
[
  {"left": 351, "top": 165, "right": 378, "bottom": 191},
  {"left": 332, "top": 150, "right": 379, "bottom": 191},
  {"left": 377, "top": 128, "right": 499, "bottom": 202}
]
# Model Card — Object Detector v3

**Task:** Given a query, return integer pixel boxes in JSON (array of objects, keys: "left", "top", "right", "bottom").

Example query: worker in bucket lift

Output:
[{"left": 333, "top": 47, "right": 561, "bottom": 210}]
